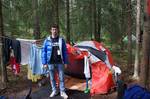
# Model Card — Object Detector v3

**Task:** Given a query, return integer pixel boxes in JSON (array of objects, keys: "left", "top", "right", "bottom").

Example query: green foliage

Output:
[{"left": 1, "top": 0, "right": 137, "bottom": 46}]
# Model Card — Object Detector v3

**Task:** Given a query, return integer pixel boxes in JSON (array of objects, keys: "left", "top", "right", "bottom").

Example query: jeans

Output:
[{"left": 48, "top": 64, "right": 65, "bottom": 92}]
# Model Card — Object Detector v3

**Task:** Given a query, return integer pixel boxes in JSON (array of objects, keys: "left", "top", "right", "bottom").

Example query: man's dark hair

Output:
[{"left": 51, "top": 24, "right": 59, "bottom": 29}]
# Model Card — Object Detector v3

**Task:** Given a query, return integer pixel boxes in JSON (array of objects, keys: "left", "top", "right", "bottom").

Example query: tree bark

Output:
[
  {"left": 51, "top": 0, "right": 59, "bottom": 25},
  {"left": 46, "top": 0, "right": 50, "bottom": 32},
  {"left": 33, "top": 0, "right": 40, "bottom": 39},
  {"left": 96, "top": 0, "right": 101, "bottom": 42},
  {"left": 89, "top": 0, "right": 93, "bottom": 39},
  {"left": 55, "top": 0, "right": 59, "bottom": 25},
  {"left": 133, "top": 0, "right": 141, "bottom": 80},
  {"left": 0, "top": 0, "right": 7, "bottom": 89},
  {"left": 92, "top": 0, "right": 97, "bottom": 41},
  {"left": 140, "top": 0, "right": 150, "bottom": 89},
  {"left": 66, "top": 0, "right": 70, "bottom": 43},
  {"left": 120, "top": 0, "right": 127, "bottom": 50},
  {"left": 127, "top": 0, "right": 132, "bottom": 68}
]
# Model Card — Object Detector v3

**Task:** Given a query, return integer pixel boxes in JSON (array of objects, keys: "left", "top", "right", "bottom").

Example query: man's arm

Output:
[
  {"left": 62, "top": 38, "right": 68, "bottom": 65},
  {"left": 41, "top": 39, "right": 47, "bottom": 65}
]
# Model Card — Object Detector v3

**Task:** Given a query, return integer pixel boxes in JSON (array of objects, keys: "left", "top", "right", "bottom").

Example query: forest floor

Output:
[{"left": 0, "top": 51, "right": 138, "bottom": 99}]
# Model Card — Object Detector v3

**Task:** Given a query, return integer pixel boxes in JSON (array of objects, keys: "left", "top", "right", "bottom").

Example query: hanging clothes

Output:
[
  {"left": 17, "top": 38, "right": 36, "bottom": 65},
  {"left": 11, "top": 39, "right": 21, "bottom": 64},
  {"left": 2, "top": 38, "right": 21, "bottom": 65},
  {"left": 27, "top": 66, "right": 41, "bottom": 82},
  {"left": 9, "top": 47, "right": 20, "bottom": 75},
  {"left": 84, "top": 55, "right": 90, "bottom": 78},
  {"left": 28, "top": 43, "right": 47, "bottom": 75},
  {"left": 2, "top": 38, "right": 12, "bottom": 65},
  {"left": 9, "top": 56, "right": 20, "bottom": 75}
]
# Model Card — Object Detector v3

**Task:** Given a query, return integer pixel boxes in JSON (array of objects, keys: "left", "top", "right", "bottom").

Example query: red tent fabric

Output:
[
  {"left": 66, "top": 44, "right": 88, "bottom": 77},
  {"left": 66, "top": 41, "right": 115, "bottom": 95},
  {"left": 90, "top": 61, "right": 114, "bottom": 95}
]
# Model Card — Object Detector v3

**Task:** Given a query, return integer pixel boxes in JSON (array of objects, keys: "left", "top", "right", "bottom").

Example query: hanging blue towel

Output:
[{"left": 28, "top": 44, "right": 49, "bottom": 75}]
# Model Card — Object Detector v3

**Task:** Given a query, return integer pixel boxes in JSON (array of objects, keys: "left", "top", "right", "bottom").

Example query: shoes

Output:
[
  {"left": 49, "top": 90, "right": 58, "bottom": 97},
  {"left": 49, "top": 90, "right": 68, "bottom": 98},
  {"left": 84, "top": 88, "right": 90, "bottom": 94},
  {"left": 60, "top": 91, "right": 68, "bottom": 99}
]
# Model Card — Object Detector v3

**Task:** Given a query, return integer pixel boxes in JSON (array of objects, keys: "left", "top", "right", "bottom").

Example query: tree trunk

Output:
[
  {"left": 33, "top": 16, "right": 40, "bottom": 39},
  {"left": 120, "top": 0, "right": 127, "bottom": 50},
  {"left": 89, "top": 0, "right": 93, "bottom": 39},
  {"left": 127, "top": 0, "right": 132, "bottom": 68},
  {"left": 33, "top": 0, "right": 40, "bottom": 39},
  {"left": 0, "top": 0, "right": 7, "bottom": 89},
  {"left": 92, "top": 0, "right": 97, "bottom": 41},
  {"left": 96, "top": 0, "right": 101, "bottom": 42},
  {"left": 51, "top": 0, "right": 59, "bottom": 25},
  {"left": 55, "top": 0, "right": 59, "bottom": 25},
  {"left": 66, "top": 0, "right": 70, "bottom": 43},
  {"left": 46, "top": 0, "right": 50, "bottom": 32},
  {"left": 133, "top": 0, "right": 141, "bottom": 80},
  {"left": 140, "top": 0, "right": 150, "bottom": 89}
]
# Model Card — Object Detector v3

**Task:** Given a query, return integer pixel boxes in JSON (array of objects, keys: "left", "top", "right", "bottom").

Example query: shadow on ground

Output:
[
  {"left": 31, "top": 85, "right": 90, "bottom": 99},
  {"left": 6, "top": 85, "right": 90, "bottom": 99}
]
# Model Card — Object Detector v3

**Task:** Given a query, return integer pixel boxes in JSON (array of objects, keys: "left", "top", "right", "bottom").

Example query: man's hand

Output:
[
  {"left": 64, "top": 64, "right": 67, "bottom": 69},
  {"left": 43, "top": 64, "right": 48, "bottom": 69}
]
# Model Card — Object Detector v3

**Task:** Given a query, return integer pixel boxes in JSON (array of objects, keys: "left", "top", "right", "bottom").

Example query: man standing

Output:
[{"left": 42, "top": 24, "right": 68, "bottom": 99}]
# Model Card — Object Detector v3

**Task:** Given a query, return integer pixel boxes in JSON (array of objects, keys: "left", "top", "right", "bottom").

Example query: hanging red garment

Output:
[{"left": 9, "top": 57, "right": 20, "bottom": 75}]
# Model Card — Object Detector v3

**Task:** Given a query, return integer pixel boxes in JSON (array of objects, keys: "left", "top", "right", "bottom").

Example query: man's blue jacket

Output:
[{"left": 41, "top": 36, "right": 68, "bottom": 65}]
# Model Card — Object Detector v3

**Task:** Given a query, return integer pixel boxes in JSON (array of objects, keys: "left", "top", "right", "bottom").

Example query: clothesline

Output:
[
  {"left": 0, "top": 35, "right": 14, "bottom": 40},
  {"left": 0, "top": 35, "right": 45, "bottom": 44}
]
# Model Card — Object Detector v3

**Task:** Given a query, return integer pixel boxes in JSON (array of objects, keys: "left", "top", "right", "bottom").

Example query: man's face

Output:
[{"left": 51, "top": 27, "right": 58, "bottom": 37}]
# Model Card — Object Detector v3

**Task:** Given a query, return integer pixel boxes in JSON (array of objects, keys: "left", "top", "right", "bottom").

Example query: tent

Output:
[{"left": 66, "top": 41, "right": 115, "bottom": 95}]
